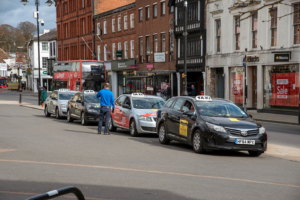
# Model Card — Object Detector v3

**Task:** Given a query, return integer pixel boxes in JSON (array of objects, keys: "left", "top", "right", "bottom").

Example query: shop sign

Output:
[
  {"left": 43, "top": 71, "right": 47, "bottom": 75},
  {"left": 276, "top": 79, "right": 288, "bottom": 99},
  {"left": 154, "top": 52, "right": 165, "bottom": 62},
  {"left": 27, "top": 72, "right": 32, "bottom": 75},
  {"left": 274, "top": 54, "right": 289, "bottom": 62},
  {"left": 118, "top": 63, "right": 127, "bottom": 68},
  {"left": 111, "top": 59, "right": 136, "bottom": 71},
  {"left": 246, "top": 56, "right": 259, "bottom": 62},
  {"left": 234, "top": 79, "right": 242, "bottom": 95},
  {"left": 116, "top": 50, "right": 123, "bottom": 57}
]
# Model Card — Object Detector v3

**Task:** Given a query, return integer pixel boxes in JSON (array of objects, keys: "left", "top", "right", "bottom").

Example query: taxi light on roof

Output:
[
  {"left": 84, "top": 90, "right": 95, "bottom": 94},
  {"left": 131, "top": 93, "right": 145, "bottom": 97},
  {"left": 196, "top": 95, "right": 212, "bottom": 102},
  {"left": 59, "top": 88, "right": 70, "bottom": 91}
]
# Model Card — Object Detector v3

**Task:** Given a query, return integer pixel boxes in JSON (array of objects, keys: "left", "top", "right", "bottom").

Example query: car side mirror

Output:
[
  {"left": 76, "top": 99, "right": 82, "bottom": 103},
  {"left": 122, "top": 104, "right": 130, "bottom": 109},
  {"left": 183, "top": 110, "right": 193, "bottom": 117},
  {"left": 248, "top": 114, "right": 253, "bottom": 119},
  {"left": 51, "top": 97, "right": 57, "bottom": 100}
]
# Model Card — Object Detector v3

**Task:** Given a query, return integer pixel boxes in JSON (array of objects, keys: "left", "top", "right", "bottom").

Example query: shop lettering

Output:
[
  {"left": 118, "top": 63, "right": 126, "bottom": 68},
  {"left": 56, "top": 73, "right": 64, "bottom": 79},
  {"left": 246, "top": 56, "right": 259, "bottom": 62},
  {"left": 276, "top": 79, "right": 288, "bottom": 85},
  {"left": 234, "top": 79, "right": 242, "bottom": 95}
]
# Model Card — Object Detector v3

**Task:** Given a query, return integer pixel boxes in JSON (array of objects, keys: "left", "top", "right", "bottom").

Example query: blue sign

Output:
[{"left": 243, "top": 57, "right": 246, "bottom": 68}]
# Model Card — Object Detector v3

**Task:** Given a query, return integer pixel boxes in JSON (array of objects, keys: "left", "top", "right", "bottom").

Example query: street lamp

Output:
[
  {"left": 20, "top": 0, "right": 53, "bottom": 105},
  {"left": 182, "top": 0, "right": 188, "bottom": 96}
]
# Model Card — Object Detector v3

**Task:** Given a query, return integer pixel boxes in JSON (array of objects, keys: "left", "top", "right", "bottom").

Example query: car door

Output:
[
  {"left": 50, "top": 92, "right": 58, "bottom": 113},
  {"left": 74, "top": 94, "right": 83, "bottom": 119},
  {"left": 120, "top": 96, "right": 131, "bottom": 128},
  {"left": 70, "top": 94, "right": 78, "bottom": 117},
  {"left": 167, "top": 98, "right": 185, "bottom": 134},
  {"left": 112, "top": 95, "right": 126, "bottom": 126},
  {"left": 178, "top": 100, "right": 197, "bottom": 140},
  {"left": 45, "top": 93, "right": 53, "bottom": 111}
]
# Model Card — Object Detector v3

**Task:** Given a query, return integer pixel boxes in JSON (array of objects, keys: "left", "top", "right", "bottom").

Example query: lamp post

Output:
[
  {"left": 182, "top": 0, "right": 188, "bottom": 96},
  {"left": 20, "top": 0, "right": 53, "bottom": 105}
]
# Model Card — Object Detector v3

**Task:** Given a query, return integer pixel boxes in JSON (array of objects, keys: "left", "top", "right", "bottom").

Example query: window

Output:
[
  {"left": 42, "top": 57, "right": 47, "bottom": 68},
  {"left": 139, "top": 37, "right": 143, "bottom": 62},
  {"left": 97, "top": 45, "right": 100, "bottom": 60},
  {"left": 172, "top": 99, "right": 185, "bottom": 111},
  {"left": 169, "top": 33, "right": 174, "bottom": 61},
  {"left": 252, "top": 12, "right": 258, "bottom": 48},
  {"left": 53, "top": 42, "right": 56, "bottom": 55},
  {"left": 139, "top": 9, "right": 143, "bottom": 22},
  {"left": 161, "top": 33, "right": 166, "bottom": 52},
  {"left": 270, "top": 8, "right": 277, "bottom": 47},
  {"left": 170, "top": 5, "right": 174, "bottom": 13},
  {"left": 82, "top": 0, "right": 84, "bottom": 8},
  {"left": 153, "top": 4, "right": 157, "bottom": 18},
  {"left": 124, "top": 41, "right": 128, "bottom": 59},
  {"left": 112, "top": 43, "right": 116, "bottom": 60},
  {"left": 42, "top": 42, "right": 48, "bottom": 51},
  {"left": 131, "top": 40, "right": 134, "bottom": 58},
  {"left": 216, "top": 19, "right": 221, "bottom": 52},
  {"left": 124, "top": 16, "right": 128, "bottom": 30},
  {"left": 104, "top": 45, "right": 107, "bottom": 61},
  {"left": 294, "top": 3, "right": 300, "bottom": 44},
  {"left": 118, "top": 17, "right": 121, "bottom": 31},
  {"left": 165, "top": 99, "right": 175, "bottom": 108},
  {"left": 116, "top": 96, "right": 126, "bottom": 106},
  {"left": 104, "top": 21, "right": 107, "bottom": 34},
  {"left": 146, "top": 36, "right": 150, "bottom": 55},
  {"left": 118, "top": 42, "right": 122, "bottom": 60},
  {"left": 50, "top": 43, "right": 52, "bottom": 56},
  {"left": 161, "top": 1, "right": 165, "bottom": 16},
  {"left": 112, "top": 19, "right": 115, "bottom": 32},
  {"left": 97, "top": 22, "right": 100, "bottom": 35},
  {"left": 153, "top": 34, "right": 158, "bottom": 53},
  {"left": 146, "top": 6, "right": 150, "bottom": 20},
  {"left": 130, "top": 14, "right": 134, "bottom": 28},
  {"left": 235, "top": 17, "right": 240, "bottom": 50}
]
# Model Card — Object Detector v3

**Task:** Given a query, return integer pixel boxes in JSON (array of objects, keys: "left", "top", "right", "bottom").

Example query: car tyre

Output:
[
  {"left": 248, "top": 151, "right": 262, "bottom": 157},
  {"left": 193, "top": 130, "right": 206, "bottom": 154},
  {"left": 67, "top": 110, "right": 73, "bottom": 122},
  {"left": 109, "top": 117, "right": 117, "bottom": 132},
  {"left": 55, "top": 107, "right": 61, "bottom": 119},
  {"left": 158, "top": 123, "right": 170, "bottom": 144},
  {"left": 130, "top": 120, "right": 139, "bottom": 137},
  {"left": 44, "top": 106, "right": 51, "bottom": 117},
  {"left": 81, "top": 112, "right": 88, "bottom": 125}
]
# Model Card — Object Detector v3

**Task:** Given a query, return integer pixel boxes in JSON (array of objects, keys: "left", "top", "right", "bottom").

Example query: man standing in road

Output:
[
  {"left": 96, "top": 83, "right": 115, "bottom": 135},
  {"left": 191, "top": 85, "right": 197, "bottom": 96}
]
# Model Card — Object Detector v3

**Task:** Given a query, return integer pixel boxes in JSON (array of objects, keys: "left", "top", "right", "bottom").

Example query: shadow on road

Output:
[{"left": 0, "top": 180, "right": 199, "bottom": 200}]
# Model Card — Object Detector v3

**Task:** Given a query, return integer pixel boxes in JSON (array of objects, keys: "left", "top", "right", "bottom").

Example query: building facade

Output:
[
  {"left": 55, "top": 0, "right": 94, "bottom": 61},
  {"left": 206, "top": 0, "right": 300, "bottom": 114}
]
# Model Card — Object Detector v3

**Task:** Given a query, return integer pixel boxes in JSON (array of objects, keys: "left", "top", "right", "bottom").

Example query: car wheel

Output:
[
  {"left": 55, "top": 108, "right": 61, "bottom": 119},
  {"left": 81, "top": 112, "right": 88, "bottom": 125},
  {"left": 193, "top": 130, "right": 205, "bottom": 153},
  {"left": 67, "top": 110, "right": 73, "bottom": 122},
  {"left": 130, "top": 120, "right": 138, "bottom": 137},
  {"left": 248, "top": 151, "right": 262, "bottom": 157},
  {"left": 109, "top": 117, "right": 117, "bottom": 132},
  {"left": 44, "top": 106, "right": 50, "bottom": 117},
  {"left": 158, "top": 123, "right": 170, "bottom": 144}
]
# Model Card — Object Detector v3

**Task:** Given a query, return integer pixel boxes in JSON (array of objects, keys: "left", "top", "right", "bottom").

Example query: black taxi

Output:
[
  {"left": 156, "top": 96, "right": 267, "bottom": 156},
  {"left": 67, "top": 90, "right": 102, "bottom": 125}
]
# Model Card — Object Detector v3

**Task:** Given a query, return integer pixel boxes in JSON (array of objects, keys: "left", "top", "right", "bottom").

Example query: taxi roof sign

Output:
[
  {"left": 59, "top": 88, "right": 70, "bottom": 92},
  {"left": 131, "top": 93, "right": 145, "bottom": 97},
  {"left": 84, "top": 90, "right": 95, "bottom": 94},
  {"left": 195, "top": 95, "right": 212, "bottom": 102}
]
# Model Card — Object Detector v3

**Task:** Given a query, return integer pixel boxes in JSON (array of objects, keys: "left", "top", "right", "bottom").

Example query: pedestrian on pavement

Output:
[
  {"left": 96, "top": 83, "right": 115, "bottom": 135},
  {"left": 191, "top": 85, "right": 197, "bottom": 96},
  {"left": 41, "top": 87, "right": 47, "bottom": 107},
  {"left": 166, "top": 86, "right": 171, "bottom": 100}
]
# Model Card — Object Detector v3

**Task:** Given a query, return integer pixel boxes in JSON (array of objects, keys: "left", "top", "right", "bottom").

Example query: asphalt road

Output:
[
  {"left": 0, "top": 104, "right": 300, "bottom": 199},
  {"left": 0, "top": 89, "right": 40, "bottom": 105}
]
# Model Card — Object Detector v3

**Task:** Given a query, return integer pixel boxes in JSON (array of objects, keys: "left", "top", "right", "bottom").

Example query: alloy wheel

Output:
[
  {"left": 130, "top": 121, "right": 135, "bottom": 135},
  {"left": 159, "top": 125, "right": 165, "bottom": 142},
  {"left": 81, "top": 113, "right": 85, "bottom": 125},
  {"left": 193, "top": 133, "right": 201, "bottom": 150}
]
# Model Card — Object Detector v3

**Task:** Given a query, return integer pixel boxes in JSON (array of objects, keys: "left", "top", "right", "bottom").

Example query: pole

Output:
[
  {"left": 244, "top": 55, "right": 247, "bottom": 112},
  {"left": 36, "top": 0, "right": 41, "bottom": 105},
  {"left": 182, "top": 0, "right": 188, "bottom": 96}
]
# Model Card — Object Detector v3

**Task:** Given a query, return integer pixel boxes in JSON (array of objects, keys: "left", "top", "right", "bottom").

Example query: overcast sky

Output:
[{"left": 0, "top": 0, "right": 56, "bottom": 34}]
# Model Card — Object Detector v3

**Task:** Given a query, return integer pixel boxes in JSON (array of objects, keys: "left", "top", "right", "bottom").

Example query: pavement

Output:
[{"left": 248, "top": 110, "right": 299, "bottom": 126}]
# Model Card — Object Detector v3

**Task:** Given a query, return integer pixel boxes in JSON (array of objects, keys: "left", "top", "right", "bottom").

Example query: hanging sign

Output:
[{"left": 116, "top": 50, "right": 123, "bottom": 57}]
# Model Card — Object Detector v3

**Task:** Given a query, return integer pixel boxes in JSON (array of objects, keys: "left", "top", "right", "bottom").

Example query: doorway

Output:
[
  {"left": 252, "top": 66, "right": 257, "bottom": 108},
  {"left": 215, "top": 68, "right": 224, "bottom": 98}
]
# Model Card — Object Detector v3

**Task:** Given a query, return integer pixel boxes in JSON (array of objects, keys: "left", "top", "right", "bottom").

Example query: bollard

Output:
[{"left": 19, "top": 93, "right": 22, "bottom": 104}]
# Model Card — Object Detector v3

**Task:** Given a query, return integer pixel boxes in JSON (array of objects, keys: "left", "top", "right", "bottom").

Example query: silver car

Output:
[
  {"left": 44, "top": 89, "right": 78, "bottom": 119},
  {"left": 109, "top": 93, "right": 166, "bottom": 136}
]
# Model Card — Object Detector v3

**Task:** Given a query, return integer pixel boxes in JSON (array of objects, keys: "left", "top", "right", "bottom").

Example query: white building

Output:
[
  {"left": 0, "top": 63, "right": 7, "bottom": 77},
  {"left": 27, "top": 30, "right": 57, "bottom": 93},
  {"left": 206, "top": 0, "right": 300, "bottom": 114}
]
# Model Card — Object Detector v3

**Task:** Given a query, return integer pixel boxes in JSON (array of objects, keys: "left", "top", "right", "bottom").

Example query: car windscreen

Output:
[
  {"left": 58, "top": 93, "right": 75, "bottom": 100},
  {"left": 84, "top": 94, "right": 99, "bottom": 103},
  {"left": 196, "top": 101, "right": 248, "bottom": 117},
  {"left": 132, "top": 98, "right": 165, "bottom": 109}
]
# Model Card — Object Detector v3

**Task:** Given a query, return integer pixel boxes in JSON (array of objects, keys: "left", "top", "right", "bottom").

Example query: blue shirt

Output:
[{"left": 96, "top": 89, "right": 115, "bottom": 109}]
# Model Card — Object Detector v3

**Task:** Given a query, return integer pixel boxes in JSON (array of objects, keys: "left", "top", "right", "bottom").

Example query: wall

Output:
[{"left": 94, "top": 0, "right": 135, "bottom": 15}]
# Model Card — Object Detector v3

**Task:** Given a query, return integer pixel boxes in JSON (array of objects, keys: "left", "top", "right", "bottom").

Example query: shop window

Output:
[
  {"left": 153, "top": 4, "right": 157, "bottom": 18},
  {"left": 293, "top": 3, "right": 300, "bottom": 44},
  {"left": 216, "top": 19, "right": 221, "bottom": 52},
  {"left": 235, "top": 17, "right": 240, "bottom": 50},
  {"left": 270, "top": 8, "right": 277, "bottom": 47},
  {"left": 252, "top": 12, "right": 258, "bottom": 48},
  {"left": 229, "top": 67, "right": 243, "bottom": 105},
  {"left": 264, "top": 65, "right": 299, "bottom": 110}
]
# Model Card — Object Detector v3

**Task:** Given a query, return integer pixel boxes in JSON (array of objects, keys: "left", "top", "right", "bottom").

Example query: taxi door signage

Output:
[{"left": 179, "top": 119, "right": 188, "bottom": 137}]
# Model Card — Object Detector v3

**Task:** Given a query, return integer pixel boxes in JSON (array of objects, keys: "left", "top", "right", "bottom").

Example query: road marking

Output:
[
  {"left": 0, "top": 190, "right": 110, "bottom": 200},
  {"left": 0, "top": 149, "right": 17, "bottom": 153},
  {"left": 0, "top": 159, "right": 299, "bottom": 189}
]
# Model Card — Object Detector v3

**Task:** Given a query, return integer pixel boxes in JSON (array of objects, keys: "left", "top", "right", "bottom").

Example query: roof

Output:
[
  {"left": 0, "top": 48, "right": 10, "bottom": 63},
  {"left": 94, "top": 3, "right": 135, "bottom": 19},
  {"left": 32, "top": 30, "right": 57, "bottom": 42}
]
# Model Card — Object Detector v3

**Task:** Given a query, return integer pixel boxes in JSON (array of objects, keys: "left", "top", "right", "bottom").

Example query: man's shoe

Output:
[
  {"left": 104, "top": 133, "right": 110, "bottom": 135},
  {"left": 97, "top": 132, "right": 101, "bottom": 134}
]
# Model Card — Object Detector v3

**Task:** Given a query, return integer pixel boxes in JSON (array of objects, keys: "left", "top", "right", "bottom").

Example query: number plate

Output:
[{"left": 235, "top": 139, "right": 255, "bottom": 145}]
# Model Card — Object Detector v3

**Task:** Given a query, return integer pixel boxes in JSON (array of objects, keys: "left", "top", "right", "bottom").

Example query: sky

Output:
[{"left": 0, "top": 0, "right": 56, "bottom": 34}]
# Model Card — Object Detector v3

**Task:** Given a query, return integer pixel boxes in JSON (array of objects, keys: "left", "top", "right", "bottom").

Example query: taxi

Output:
[
  {"left": 156, "top": 96, "right": 267, "bottom": 156},
  {"left": 44, "top": 89, "right": 78, "bottom": 119},
  {"left": 109, "top": 93, "right": 165, "bottom": 136},
  {"left": 67, "top": 90, "right": 101, "bottom": 125}
]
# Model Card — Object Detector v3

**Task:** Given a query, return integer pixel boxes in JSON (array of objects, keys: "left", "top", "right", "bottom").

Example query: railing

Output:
[{"left": 26, "top": 186, "right": 85, "bottom": 200}]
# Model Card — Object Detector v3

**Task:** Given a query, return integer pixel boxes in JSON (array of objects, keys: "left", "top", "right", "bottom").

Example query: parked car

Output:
[
  {"left": 156, "top": 95, "right": 267, "bottom": 156},
  {"left": 44, "top": 89, "right": 78, "bottom": 119},
  {"left": 109, "top": 93, "right": 165, "bottom": 137}
]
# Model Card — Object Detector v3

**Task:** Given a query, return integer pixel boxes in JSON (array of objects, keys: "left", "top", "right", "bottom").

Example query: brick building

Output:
[{"left": 55, "top": 0, "right": 94, "bottom": 61}]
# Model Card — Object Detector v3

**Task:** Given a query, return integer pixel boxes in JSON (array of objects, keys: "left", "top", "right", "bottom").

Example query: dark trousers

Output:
[{"left": 98, "top": 107, "right": 111, "bottom": 133}]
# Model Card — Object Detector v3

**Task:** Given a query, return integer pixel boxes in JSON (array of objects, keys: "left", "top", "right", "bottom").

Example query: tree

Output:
[
  {"left": 17, "top": 21, "right": 37, "bottom": 44},
  {"left": 0, "top": 24, "right": 26, "bottom": 52}
]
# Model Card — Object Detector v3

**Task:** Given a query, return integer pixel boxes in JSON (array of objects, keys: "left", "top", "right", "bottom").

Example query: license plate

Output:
[{"left": 235, "top": 139, "right": 255, "bottom": 145}]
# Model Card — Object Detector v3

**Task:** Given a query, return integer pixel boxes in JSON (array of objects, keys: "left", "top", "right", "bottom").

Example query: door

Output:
[
  {"left": 74, "top": 94, "right": 83, "bottom": 118},
  {"left": 70, "top": 94, "right": 78, "bottom": 117},
  {"left": 215, "top": 74, "right": 224, "bottom": 98},
  {"left": 180, "top": 100, "right": 197, "bottom": 140},
  {"left": 119, "top": 96, "right": 131, "bottom": 128},
  {"left": 167, "top": 98, "right": 185, "bottom": 134},
  {"left": 113, "top": 95, "right": 126, "bottom": 126},
  {"left": 252, "top": 67, "right": 257, "bottom": 108},
  {"left": 49, "top": 92, "right": 58, "bottom": 113}
]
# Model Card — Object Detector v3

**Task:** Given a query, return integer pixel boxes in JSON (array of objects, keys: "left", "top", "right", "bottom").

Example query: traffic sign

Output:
[{"left": 27, "top": 68, "right": 31, "bottom": 73}]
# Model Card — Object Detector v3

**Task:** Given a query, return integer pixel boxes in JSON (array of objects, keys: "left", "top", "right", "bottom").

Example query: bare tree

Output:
[{"left": 17, "top": 21, "right": 37, "bottom": 44}]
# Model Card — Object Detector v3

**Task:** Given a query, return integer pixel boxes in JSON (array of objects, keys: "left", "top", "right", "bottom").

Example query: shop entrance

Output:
[
  {"left": 180, "top": 72, "right": 203, "bottom": 96},
  {"left": 252, "top": 67, "right": 257, "bottom": 108},
  {"left": 215, "top": 68, "right": 224, "bottom": 98}
]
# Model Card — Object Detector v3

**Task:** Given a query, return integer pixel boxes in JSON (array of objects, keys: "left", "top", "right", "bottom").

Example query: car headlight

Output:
[
  {"left": 259, "top": 126, "right": 266, "bottom": 134},
  {"left": 60, "top": 104, "right": 67, "bottom": 109},
  {"left": 206, "top": 122, "right": 227, "bottom": 133},
  {"left": 139, "top": 116, "right": 153, "bottom": 122}
]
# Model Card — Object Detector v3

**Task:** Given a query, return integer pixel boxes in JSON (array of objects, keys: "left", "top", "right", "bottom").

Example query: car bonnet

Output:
[{"left": 201, "top": 116, "right": 261, "bottom": 129}]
